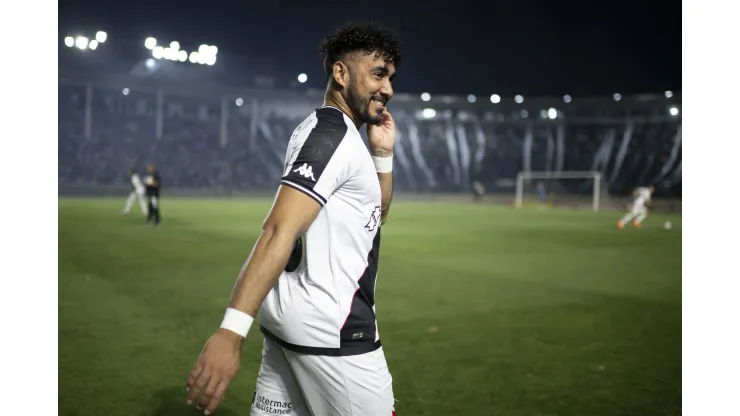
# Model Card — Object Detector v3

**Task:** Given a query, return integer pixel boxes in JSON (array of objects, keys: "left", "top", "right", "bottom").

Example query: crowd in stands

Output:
[{"left": 59, "top": 82, "right": 682, "bottom": 198}]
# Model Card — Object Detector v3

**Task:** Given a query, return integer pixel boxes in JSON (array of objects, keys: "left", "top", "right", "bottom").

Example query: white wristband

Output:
[
  {"left": 220, "top": 307, "right": 254, "bottom": 338},
  {"left": 372, "top": 155, "right": 393, "bottom": 173}
]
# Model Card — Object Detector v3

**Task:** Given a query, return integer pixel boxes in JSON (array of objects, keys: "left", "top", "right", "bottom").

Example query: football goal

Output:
[{"left": 514, "top": 171, "right": 606, "bottom": 212}]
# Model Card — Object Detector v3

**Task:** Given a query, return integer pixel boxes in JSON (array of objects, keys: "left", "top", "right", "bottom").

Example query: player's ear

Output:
[{"left": 332, "top": 61, "right": 349, "bottom": 89}]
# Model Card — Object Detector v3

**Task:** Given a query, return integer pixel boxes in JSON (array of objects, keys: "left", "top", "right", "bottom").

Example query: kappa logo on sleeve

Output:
[{"left": 293, "top": 163, "right": 316, "bottom": 181}]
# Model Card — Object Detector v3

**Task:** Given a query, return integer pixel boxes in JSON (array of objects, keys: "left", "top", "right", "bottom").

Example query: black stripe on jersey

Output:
[
  {"left": 340, "top": 227, "right": 381, "bottom": 348},
  {"left": 280, "top": 179, "right": 327, "bottom": 206},
  {"left": 260, "top": 325, "right": 382, "bottom": 357},
  {"left": 281, "top": 107, "right": 348, "bottom": 205}
]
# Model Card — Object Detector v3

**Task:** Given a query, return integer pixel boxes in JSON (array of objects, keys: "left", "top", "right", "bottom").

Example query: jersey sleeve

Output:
[{"left": 280, "top": 109, "right": 353, "bottom": 206}]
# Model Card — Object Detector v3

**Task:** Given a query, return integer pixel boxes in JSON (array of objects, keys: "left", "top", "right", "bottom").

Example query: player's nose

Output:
[{"left": 379, "top": 81, "right": 393, "bottom": 101}]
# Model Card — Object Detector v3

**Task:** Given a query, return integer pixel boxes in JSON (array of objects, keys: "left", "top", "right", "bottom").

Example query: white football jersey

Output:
[
  {"left": 258, "top": 106, "right": 384, "bottom": 357},
  {"left": 634, "top": 186, "right": 652, "bottom": 205},
  {"left": 131, "top": 173, "right": 145, "bottom": 194}
]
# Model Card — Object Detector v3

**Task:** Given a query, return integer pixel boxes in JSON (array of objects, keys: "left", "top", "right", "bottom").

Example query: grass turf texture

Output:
[{"left": 59, "top": 197, "right": 681, "bottom": 416}]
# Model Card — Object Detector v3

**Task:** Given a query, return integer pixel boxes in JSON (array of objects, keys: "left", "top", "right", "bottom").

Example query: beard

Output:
[{"left": 346, "top": 80, "right": 384, "bottom": 125}]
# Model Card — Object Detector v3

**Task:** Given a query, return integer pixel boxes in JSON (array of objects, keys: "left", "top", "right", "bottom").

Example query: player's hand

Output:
[
  {"left": 186, "top": 329, "right": 243, "bottom": 415},
  {"left": 367, "top": 108, "right": 396, "bottom": 157}
]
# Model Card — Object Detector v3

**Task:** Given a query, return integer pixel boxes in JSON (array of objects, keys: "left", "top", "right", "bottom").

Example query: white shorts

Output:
[
  {"left": 250, "top": 337, "right": 395, "bottom": 416},
  {"left": 631, "top": 202, "right": 646, "bottom": 214}
]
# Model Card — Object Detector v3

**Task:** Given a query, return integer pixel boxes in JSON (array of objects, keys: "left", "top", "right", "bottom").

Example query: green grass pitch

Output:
[{"left": 58, "top": 197, "right": 681, "bottom": 416}]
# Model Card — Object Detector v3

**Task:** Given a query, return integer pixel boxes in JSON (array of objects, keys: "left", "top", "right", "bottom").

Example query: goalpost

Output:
[{"left": 515, "top": 171, "right": 604, "bottom": 212}]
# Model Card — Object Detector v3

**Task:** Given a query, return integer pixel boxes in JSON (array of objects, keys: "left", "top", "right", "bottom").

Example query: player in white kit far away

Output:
[
  {"left": 122, "top": 169, "right": 148, "bottom": 216},
  {"left": 618, "top": 185, "right": 655, "bottom": 229},
  {"left": 185, "top": 21, "right": 403, "bottom": 416}
]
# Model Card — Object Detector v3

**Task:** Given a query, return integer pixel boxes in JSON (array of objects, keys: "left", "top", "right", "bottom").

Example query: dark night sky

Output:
[{"left": 58, "top": 0, "right": 681, "bottom": 97}]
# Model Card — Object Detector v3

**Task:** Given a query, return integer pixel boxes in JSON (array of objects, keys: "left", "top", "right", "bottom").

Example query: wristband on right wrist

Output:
[
  {"left": 372, "top": 154, "right": 393, "bottom": 173},
  {"left": 219, "top": 307, "right": 254, "bottom": 338}
]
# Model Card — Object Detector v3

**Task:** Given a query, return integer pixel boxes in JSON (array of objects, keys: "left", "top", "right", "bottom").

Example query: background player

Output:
[
  {"left": 122, "top": 169, "right": 148, "bottom": 216},
  {"left": 184, "top": 21, "right": 402, "bottom": 416},
  {"left": 144, "top": 164, "right": 161, "bottom": 226},
  {"left": 618, "top": 185, "right": 654, "bottom": 229}
]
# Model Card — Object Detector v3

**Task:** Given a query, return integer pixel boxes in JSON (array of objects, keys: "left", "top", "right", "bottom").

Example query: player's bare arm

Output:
[
  {"left": 185, "top": 186, "right": 322, "bottom": 415},
  {"left": 368, "top": 109, "right": 396, "bottom": 224},
  {"left": 227, "top": 186, "right": 321, "bottom": 316},
  {"left": 376, "top": 171, "right": 392, "bottom": 224}
]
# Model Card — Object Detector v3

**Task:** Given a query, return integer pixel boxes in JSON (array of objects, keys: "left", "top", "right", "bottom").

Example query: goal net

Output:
[{"left": 514, "top": 171, "right": 609, "bottom": 212}]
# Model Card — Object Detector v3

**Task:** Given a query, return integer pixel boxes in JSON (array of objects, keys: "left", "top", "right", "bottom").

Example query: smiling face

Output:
[
  {"left": 319, "top": 22, "right": 403, "bottom": 125},
  {"left": 341, "top": 51, "right": 396, "bottom": 125}
]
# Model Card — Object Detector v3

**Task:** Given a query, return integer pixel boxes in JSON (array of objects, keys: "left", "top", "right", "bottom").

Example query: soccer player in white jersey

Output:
[
  {"left": 121, "top": 169, "right": 147, "bottom": 216},
  {"left": 185, "top": 22, "right": 402, "bottom": 416},
  {"left": 618, "top": 185, "right": 655, "bottom": 229}
]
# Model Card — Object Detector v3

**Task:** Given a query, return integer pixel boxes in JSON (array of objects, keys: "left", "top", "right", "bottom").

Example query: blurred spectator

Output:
[{"left": 58, "top": 81, "right": 681, "bottom": 199}]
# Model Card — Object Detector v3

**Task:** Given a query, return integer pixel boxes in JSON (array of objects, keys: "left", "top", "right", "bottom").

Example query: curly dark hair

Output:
[{"left": 319, "top": 21, "right": 403, "bottom": 79}]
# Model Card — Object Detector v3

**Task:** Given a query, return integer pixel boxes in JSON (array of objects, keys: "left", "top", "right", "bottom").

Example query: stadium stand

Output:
[{"left": 59, "top": 73, "right": 681, "bottom": 209}]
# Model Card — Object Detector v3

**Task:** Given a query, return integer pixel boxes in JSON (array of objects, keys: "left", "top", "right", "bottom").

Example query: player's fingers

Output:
[
  {"left": 198, "top": 372, "right": 219, "bottom": 409},
  {"left": 187, "top": 367, "right": 211, "bottom": 405},
  {"left": 203, "top": 377, "right": 231, "bottom": 415},
  {"left": 186, "top": 361, "right": 204, "bottom": 391}
]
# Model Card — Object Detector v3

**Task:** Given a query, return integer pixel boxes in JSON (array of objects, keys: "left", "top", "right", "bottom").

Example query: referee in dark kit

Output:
[{"left": 144, "top": 163, "right": 161, "bottom": 226}]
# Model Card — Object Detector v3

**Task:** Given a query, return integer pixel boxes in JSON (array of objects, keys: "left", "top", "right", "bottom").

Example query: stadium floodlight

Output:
[
  {"left": 297, "top": 73, "right": 308, "bottom": 83},
  {"left": 146, "top": 40, "right": 218, "bottom": 65},
  {"left": 514, "top": 95, "right": 524, "bottom": 103},
  {"left": 540, "top": 110, "right": 548, "bottom": 119},
  {"left": 145, "top": 37, "right": 157, "bottom": 50},
  {"left": 95, "top": 31, "right": 107, "bottom": 43},
  {"left": 122, "top": 88, "right": 130, "bottom": 96},
  {"left": 64, "top": 36, "right": 74, "bottom": 47},
  {"left": 515, "top": 170, "right": 604, "bottom": 212},
  {"left": 520, "top": 110, "right": 529, "bottom": 118},
  {"left": 75, "top": 36, "right": 89, "bottom": 50},
  {"left": 421, "top": 92, "right": 431, "bottom": 101},
  {"left": 613, "top": 93, "right": 622, "bottom": 101},
  {"left": 563, "top": 94, "right": 572, "bottom": 103},
  {"left": 669, "top": 106, "right": 679, "bottom": 116},
  {"left": 422, "top": 108, "right": 436, "bottom": 118},
  {"left": 152, "top": 46, "right": 165, "bottom": 59},
  {"left": 490, "top": 94, "right": 501, "bottom": 104},
  {"left": 88, "top": 40, "right": 99, "bottom": 50},
  {"left": 235, "top": 98, "right": 244, "bottom": 107},
  {"left": 467, "top": 94, "right": 477, "bottom": 103},
  {"left": 665, "top": 90, "right": 673, "bottom": 98},
  {"left": 188, "top": 44, "right": 218, "bottom": 65},
  {"left": 547, "top": 108, "right": 558, "bottom": 119},
  {"left": 146, "top": 59, "right": 156, "bottom": 69}
]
